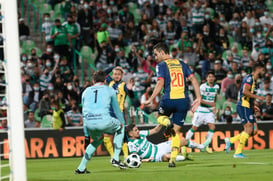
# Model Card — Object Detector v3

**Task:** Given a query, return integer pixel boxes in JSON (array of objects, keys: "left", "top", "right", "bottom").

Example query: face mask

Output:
[
  {"left": 242, "top": 72, "right": 247, "bottom": 77},
  {"left": 219, "top": 34, "right": 224, "bottom": 37},
  {"left": 107, "top": 9, "right": 112, "bottom": 14},
  {"left": 34, "top": 87, "right": 39, "bottom": 91},
  {"left": 46, "top": 62, "right": 51, "bottom": 67},
  {"left": 115, "top": 48, "right": 120, "bottom": 52},
  {"left": 54, "top": 55, "right": 60, "bottom": 60},
  {"left": 138, "top": 69, "right": 144, "bottom": 73},
  {"left": 45, "top": 72, "right": 49, "bottom": 76},
  {"left": 225, "top": 110, "right": 231, "bottom": 115},
  {"left": 220, "top": 17, "right": 224, "bottom": 22},
  {"left": 203, "top": 32, "right": 209, "bottom": 36},
  {"left": 44, "top": 17, "right": 50, "bottom": 21},
  {"left": 266, "top": 65, "right": 272, "bottom": 70},
  {"left": 255, "top": 47, "right": 260, "bottom": 51},
  {"left": 236, "top": 79, "right": 241, "bottom": 84},
  {"left": 258, "top": 73, "right": 263, "bottom": 79},
  {"left": 110, "top": 1, "right": 114, "bottom": 5},
  {"left": 102, "top": 5, "right": 107, "bottom": 9},
  {"left": 47, "top": 48, "right": 52, "bottom": 53},
  {"left": 22, "top": 56, "right": 27, "bottom": 61},
  {"left": 264, "top": 27, "right": 268, "bottom": 32},
  {"left": 72, "top": 107, "right": 77, "bottom": 111},
  {"left": 67, "top": 85, "right": 73, "bottom": 90},
  {"left": 205, "top": 15, "right": 210, "bottom": 20},
  {"left": 159, "top": 3, "right": 163, "bottom": 6},
  {"left": 84, "top": 4, "right": 89, "bottom": 9},
  {"left": 135, "top": 82, "right": 140, "bottom": 86},
  {"left": 255, "top": 22, "right": 260, "bottom": 26},
  {"left": 257, "top": 34, "right": 262, "bottom": 38},
  {"left": 27, "top": 63, "right": 33, "bottom": 67},
  {"left": 227, "top": 74, "right": 233, "bottom": 79},
  {"left": 48, "top": 86, "right": 54, "bottom": 91},
  {"left": 264, "top": 12, "right": 269, "bottom": 16},
  {"left": 250, "top": 28, "right": 254, "bottom": 33}
]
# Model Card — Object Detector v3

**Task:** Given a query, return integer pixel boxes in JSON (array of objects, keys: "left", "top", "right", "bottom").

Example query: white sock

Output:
[
  {"left": 205, "top": 130, "right": 214, "bottom": 145},
  {"left": 188, "top": 140, "right": 204, "bottom": 150},
  {"left": 186, "top": 128, "right": 195, "bottom": 140},
  {"left": 176, "top": 155, "right": 185, "bottom": 162}
]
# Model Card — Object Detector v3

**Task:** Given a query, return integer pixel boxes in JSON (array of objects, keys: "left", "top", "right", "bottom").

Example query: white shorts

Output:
[
  {"left": 155, "top": 141, "right": 172, "bottom": 162},
  {"left": 192, "top": 111, "right": 215, "bottom": 127}
]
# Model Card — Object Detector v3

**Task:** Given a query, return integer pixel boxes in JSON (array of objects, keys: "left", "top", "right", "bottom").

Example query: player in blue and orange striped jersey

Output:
[
  {"left": 144, "top": 42, "right": 201, "bottom": 167},
  {"left": 225, "top": 62, "right": 265, "bottom": 158}
]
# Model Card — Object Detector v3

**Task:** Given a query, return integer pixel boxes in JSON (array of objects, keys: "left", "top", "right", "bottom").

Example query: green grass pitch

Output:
[{"left": 3, "top": 149, "right": 273, "bottom": 181}]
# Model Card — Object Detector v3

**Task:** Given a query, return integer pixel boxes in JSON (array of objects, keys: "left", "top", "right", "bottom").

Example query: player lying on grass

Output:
[{"left": 126, "top": 123, "right": 205, "bottom": 162}]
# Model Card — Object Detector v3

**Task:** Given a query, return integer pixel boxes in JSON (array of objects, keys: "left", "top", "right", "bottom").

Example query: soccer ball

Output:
[{"left": 125, "top": 153, "right": 142, "bottom": 168}]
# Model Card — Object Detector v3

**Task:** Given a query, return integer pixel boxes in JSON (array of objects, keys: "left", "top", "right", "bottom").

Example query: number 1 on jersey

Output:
[{"left": 94, "top": 90, "right": 98, "bottom": 103}]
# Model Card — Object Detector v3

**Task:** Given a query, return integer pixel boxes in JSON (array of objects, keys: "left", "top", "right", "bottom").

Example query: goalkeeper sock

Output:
[
  {"left": 230, "top": 133, "right": 241, "bottom": 144},
  {"left": 113, "top": 126, "right": 125, "bottom": 161},
  {"left": 157, "top": 115, "right": 171, "bottom": 126},
  {"left": 170, "top": 133, "right": 180, "bottom": 163},
  {"left": 122, "top": 142, "right": 129, "bottom": 159},
  {"left": 235, "top": 132, "right": 249, "bottom": 155},
  {"left": 78, "top": 139, "right": 102, "bottom": 171},
  {"left": 186, "top": 128, "right": 195, "bottom": 140},
  {"left": 104, "top": 136, "right": 114, "bottom": 158}
]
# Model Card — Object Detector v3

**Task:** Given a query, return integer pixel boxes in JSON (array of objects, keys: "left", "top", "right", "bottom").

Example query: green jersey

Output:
[
  {"left": 128, "top": 130, "right": 158, "bottom": 161},
  {"left": 63, "top": 23, "right": 79, "bottom": 46},
  {"left": 51, "top": 25, "right": 68, "bottom": 46}
]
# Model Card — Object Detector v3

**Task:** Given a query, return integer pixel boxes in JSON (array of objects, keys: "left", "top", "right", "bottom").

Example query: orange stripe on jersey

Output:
[{"left": 165, "top": 59, "right": 185, "bottom": 99}]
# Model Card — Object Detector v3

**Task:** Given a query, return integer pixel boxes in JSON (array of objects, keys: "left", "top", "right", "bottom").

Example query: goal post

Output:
[{"left": 2, "top": 0, "right": 27, "bottom": 180}]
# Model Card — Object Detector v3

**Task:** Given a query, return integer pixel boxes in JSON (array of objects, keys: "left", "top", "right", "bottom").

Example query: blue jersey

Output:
[
  {"left": 156, "top": 58, "right": 193, "bottom": 100},
  {"left": 237, "top": 74, "right": 258, "bottom": 108},
  {"left": 81, "top": 83, "right": 124, "bottom": 123}
]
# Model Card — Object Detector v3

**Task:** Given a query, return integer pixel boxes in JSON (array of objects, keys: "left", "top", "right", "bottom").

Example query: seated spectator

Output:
[
  {"left": 66, "top": 104, "right": 83, "bottom": 126},
  {"left": 257, "top": 78, "right": 273, "bottom": 103},
  {"left": 140, "top": 86, "right": 160, "bottom": 114},
  {"left": 260, "top": 93, "right": 273, "bottom": 120},
  {"left": 25, "top": 110, "right": 39, "bottom": 128},
  {"left": 225, "top": 74, "right": 242, "bottom": 103},
  {"left": 219, "top": 106, "right": 233, "bottom": 124},
  {"left": 0, "top": 119, "right": 7, "bottom": 129},
  {"left": 221, "top": 70, "right": 235, "bottom": 94}
]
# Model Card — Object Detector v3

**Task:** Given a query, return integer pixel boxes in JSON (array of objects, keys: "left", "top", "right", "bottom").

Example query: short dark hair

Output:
[
  {"left": 252, "top": 61, "right": 265, "bottom": 71},
  {"left": 126, "top": 123, "right": 136, "bottom": 137},
  {"left": 93, "top": 70, "right": 106, "bottom": 83},
  {"left": 206, "top": 70, "right": 215, "bottom": 77},
  {"left": 153, "top": 42, "right": 169, "bottom": 54}
]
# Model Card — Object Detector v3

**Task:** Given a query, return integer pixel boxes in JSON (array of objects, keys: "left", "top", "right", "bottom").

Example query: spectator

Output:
[
  {"left": 0, "top": 119, "right": 7, "bottom": 129},
  {"left": 95, "top": 40, "right": 113, "bottom": 71},
  {"left": 40, "top": 44, "right": 54, "bottom": 63},
  {"left": 96, "top": 23, "right": 113, "bottom": 50},
  {"left": 18, "top": 18, "right": 30, "bottom": 41},
  {"left": 140, "top": 86, "right": 160, "bottom": 114},
  {"left": 260, "top": 93, "right": 273, "bottom": 120},
  {"left": 221, "top": 70, "right": 235, "bottom": 94},
  {"left": 42, "top": 13, "right": 54, "bottom": 47},
  {"left": 257, "top": 78, "right": 273, "bottom": 102},
  {"left": 66, "top": 104, "right": 83, "bottom": 126},
  {"left": 25, "top": 111, "right": 39, "bottom": 128},
  {"left": 219, "top": 106, "right": 233, "bottom": 124},
  {"left": 27, "top": 82, "right": 43, "bottom": 112},
  {"left": 52, "top": 100, "right": 65, "bottom": 130},
  {"left": 191, "top": 0, "right": 205, "bottom": 35},
  {"left": 225, "top": 74, "right": 242, "bottom": 103},
  {"left": 50, "top": 19, "right": 72, "bottom": 59},
  {"left": 260, "top": 10, "right": 273, "bottom": 25},
  {"left": 214, "top": 60, "right": 227, "bottom": 84},
  {"left": 63, "top": 14, "right": 80, "bottom": 50},
  {"left": 38, "top": 91, "right": 52, "bottom": 128}
]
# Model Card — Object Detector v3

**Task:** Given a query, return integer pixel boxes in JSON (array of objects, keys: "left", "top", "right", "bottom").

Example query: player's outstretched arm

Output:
[
  {"left": 144, "top": 78, "right": 164, "bottom": 105},
  {"left": 148, "top": 125, "right": 163, "bottom": 135}
]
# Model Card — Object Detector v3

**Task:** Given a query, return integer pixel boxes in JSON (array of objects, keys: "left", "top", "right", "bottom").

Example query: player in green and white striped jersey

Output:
[
  {"left": 127, "top": 124, "right": 205, "bottom": 162},
  {"left": 185, "top": 71, "right": 220, "bottom": 153}
]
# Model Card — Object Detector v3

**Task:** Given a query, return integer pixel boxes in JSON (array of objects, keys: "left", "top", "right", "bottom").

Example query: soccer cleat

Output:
[
  {"left": 225, "top": 137, "right": 231, "bottom": 153},
  {"left": 233, "top": 153, "right": 247, "bottom": 158},
  {"left": 164, "top": 124, "right": 175, "bottom": 138},
  {"left": 111, "top": 159, "right": 128, "bottom": 169},
  {"left": 185, "top": 153, "right": 194, "bottom": 161},
  {"left": 74, "top": 169, "right": 91, "bottom": 174},
  {"left": 205, "top": 146, "right": 213, "bottom": 154},
  {"left": 168, "top": 161, "right": 176, "bottom": 168}
]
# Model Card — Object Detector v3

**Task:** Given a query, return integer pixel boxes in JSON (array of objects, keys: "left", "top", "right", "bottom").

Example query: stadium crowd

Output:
[{"left": 1, "top": 0, "right": 273, "bottom": 129}]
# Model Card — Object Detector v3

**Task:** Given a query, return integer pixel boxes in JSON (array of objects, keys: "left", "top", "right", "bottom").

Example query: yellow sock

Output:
[
  {"left": 235, "top": 132, "right": 249, "bottom": 154},
  {"left": 230, "top": 133, "right": 241, "bottom": 143},
  {"left": 122, "top": 142, "right": 129, "bottom": 159},
  {"left": 157, "top": 115, "right": 170, "bottom": 126},
  {"left": 104, "top": 136, "right": 114, "bottom": 158},
  {"left": 170, "top": 133, "right": 180, "bottom": 163}
]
